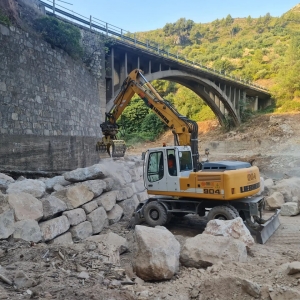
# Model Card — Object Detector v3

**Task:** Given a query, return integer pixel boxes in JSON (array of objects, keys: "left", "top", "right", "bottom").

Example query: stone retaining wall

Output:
[{"left": 0, "top": 157, "right": 148, "bottom": 244}]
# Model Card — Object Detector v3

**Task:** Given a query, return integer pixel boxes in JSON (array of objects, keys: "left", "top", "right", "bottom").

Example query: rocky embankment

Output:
[
  {"left": 0, "top": 156, "right": 147, "bottom": 244},
  {"left": 0, "top": 155, "right": 300, "bottom": 299}
]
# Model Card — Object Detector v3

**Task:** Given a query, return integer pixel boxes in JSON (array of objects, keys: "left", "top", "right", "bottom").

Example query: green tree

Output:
[{"left": 34, "top": 16, "right": 82, "bottom": 58}]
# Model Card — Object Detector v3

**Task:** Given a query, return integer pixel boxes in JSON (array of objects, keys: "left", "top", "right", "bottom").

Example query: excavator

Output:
[{"left": 96, "top": 69, "right": 280, "bottom": 244}]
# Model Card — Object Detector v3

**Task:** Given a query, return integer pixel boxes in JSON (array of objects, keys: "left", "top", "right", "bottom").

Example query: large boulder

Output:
[
  {"left": 118, "top": 195, "right": 139, "bottom": 220},
  {"left": 39, "top": 215, "right": 70, "bottom": 241},
  {"left": 103, "top": 178, "right": 114, "bottom": 192},
  {"left": 86, "top": 207, "right": 108, "bottom": 234},
  {"left": 0, "top": 192, "right": 10, "bottom": 214},
  {"left": 6, "top": 179, "right": 46, "bottom": 198},
  {"left": 70, "top": 221, "right": 93, "bottom": 241},
  {"left": 0, "top": 173, "right": 14, "bottom": 192},
  {"left": 96, "top": 191, "right": 117, "bottom": 211},
  {"left": 63, "top": 208, "right": 86, "bottom": 226},
  {"left": 82, "top": 200, "right": 98, "bottom": 214},
  {"left": 116, "top": 187, "right": 134, "bottom": 201},
  {"left": 63, "top": 164, "right": 106, "bottom": 182},
  {"left": 7, "top": 192, "right": 43, "bottom": 221},
  {"left": 280, "top": 202, "right": 300, "bottom": 216},
  {"left": 98, "top": 161, "right": 131, "bottom": 187},
  {"left": 0, "top": 209, "right": 14, "bottom": 239},
  {"left": 204, "top": 217, "right": 254, "bottom": 247},
  {"left": 52, "top": 185, "right": 94, "bottom": 209},
  {"left": 51, "top": 232, "right": 73, "bottom": 245},
  {"left": 13, "top": 220, "right": 42, "bottom": 243},
  {"left": 80, "top": 179, "right": 106, "bottom": 197},
  {"left": 133, "top": 181, "right": 146, "bottom": 193},
  {"left": 45, "top": 176, "right": 70, "bottom": 191},
  {"left": 107, "top": 204, "right": 123, "bottom": 224},
  {"left": 268, "top": 177, "right": 300, "bottom": 202},
  {"left": 134, "top": 225, "right": 180, "bottom": 281},
  {"left": 41, "top": 195, "right": 67, "bottom": 220},
  {"left": 265, "top": 192, "right": 284, "bottom": 210},
  {"left": 180, "top": 234, "right": 247, "bottom": 268}
]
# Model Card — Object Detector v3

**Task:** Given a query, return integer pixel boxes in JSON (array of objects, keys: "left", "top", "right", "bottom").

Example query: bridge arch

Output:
[{"left": 107, "top": 70, "right": 241, "bottom": 126}]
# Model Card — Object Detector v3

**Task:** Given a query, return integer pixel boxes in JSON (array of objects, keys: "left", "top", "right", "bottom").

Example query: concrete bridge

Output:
[
  {"left": 106, "top": 42, "right": 271, "bottom": 126},
  {"left": 41, "top": 0, "right": 271, "bottom": 126}
]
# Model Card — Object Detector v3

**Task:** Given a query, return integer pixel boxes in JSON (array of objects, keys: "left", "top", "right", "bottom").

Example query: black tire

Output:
[
  {"left": 207, "top": 206, "right": 237, "bottom": 221},
  {"left": 226, "top": 205, "right": 240, "bottom": 218},
  {"left": 144, "top": 201, "right": 168, "bottom": 227}
]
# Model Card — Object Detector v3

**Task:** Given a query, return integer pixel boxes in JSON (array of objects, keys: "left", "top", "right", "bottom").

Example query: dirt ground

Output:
[{"left": 1, "top": 113, "right": 300, "bottom": 299}]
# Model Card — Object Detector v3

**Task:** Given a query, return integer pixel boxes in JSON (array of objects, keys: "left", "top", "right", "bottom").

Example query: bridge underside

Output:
[{"left": 105, "top": 46, "right": 272, "bottom": 127}]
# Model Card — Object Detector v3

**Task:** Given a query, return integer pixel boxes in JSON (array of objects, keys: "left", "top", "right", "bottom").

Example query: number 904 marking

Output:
[{"left": 203, "top": 189, "right": 220, "bottom": 194}]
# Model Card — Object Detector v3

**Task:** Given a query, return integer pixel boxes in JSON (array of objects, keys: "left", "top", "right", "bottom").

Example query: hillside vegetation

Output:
[{"left": 119, "top": 4, "right": 300, "bottom": 144}]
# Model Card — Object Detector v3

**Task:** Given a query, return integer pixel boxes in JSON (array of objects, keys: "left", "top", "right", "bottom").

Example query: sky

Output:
[{"left": 51, "top": 0, "right": 300, "bottom": 32}]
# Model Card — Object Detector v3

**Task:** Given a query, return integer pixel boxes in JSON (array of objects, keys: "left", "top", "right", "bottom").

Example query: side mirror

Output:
[{"left": 141, "top": 152, "right": 146, "bottom": 160}]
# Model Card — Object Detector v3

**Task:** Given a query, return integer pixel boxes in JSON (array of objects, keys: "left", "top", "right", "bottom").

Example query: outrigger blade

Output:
[{"left": 249, "top": 209, "right": 281, "bottom": 244}]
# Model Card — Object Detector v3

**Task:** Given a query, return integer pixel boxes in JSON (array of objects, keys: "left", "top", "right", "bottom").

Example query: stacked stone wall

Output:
[{"left": 0, "top": 22, "right": 106, "bottom": 172}]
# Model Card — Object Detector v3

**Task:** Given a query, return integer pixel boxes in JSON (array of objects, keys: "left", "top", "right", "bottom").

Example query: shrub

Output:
[
  {"left": 0, "top": 9, "right": 10, "bottom": 26},
  {"left": 34, "top": 16, "right": 82, "bottom": 58}
]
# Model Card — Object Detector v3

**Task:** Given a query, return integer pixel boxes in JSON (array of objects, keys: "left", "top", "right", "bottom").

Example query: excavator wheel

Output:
[
  {"left": 226, "top": 205, "right": 240, "bottom": 218},
  {"left": 207, "top": 205, "right": 237, "bottom": 221},
  {"left": 144, "top": 201, "right": 168, "bottom": 227}
]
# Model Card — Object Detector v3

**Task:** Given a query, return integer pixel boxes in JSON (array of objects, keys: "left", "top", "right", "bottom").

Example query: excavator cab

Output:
[{"left": 144, "top": 146, "right": 193, "bottom": 193}]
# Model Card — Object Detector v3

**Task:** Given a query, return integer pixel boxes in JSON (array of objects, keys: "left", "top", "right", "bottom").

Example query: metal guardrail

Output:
[{"left": 39, "top": 0, "right": 269, "bottom": 93}]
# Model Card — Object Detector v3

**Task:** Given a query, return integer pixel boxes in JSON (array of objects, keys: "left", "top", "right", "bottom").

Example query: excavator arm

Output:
[{"left": 97, "top": 69, "right": 199, "bottom": 167}]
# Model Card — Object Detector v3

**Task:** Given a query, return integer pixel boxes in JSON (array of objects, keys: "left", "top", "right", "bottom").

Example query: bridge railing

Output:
[{"left": 39, "top": 0, "right": 269, "bottom": 93}]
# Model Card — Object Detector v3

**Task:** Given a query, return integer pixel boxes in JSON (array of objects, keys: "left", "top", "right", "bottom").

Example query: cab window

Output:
[
  {"left": 167, "top": 149, "right": 177, "bottom": 176},
  {"left": 179, "top": 151, "right": 193, "bottom": 171},
  {"left": 147, "top": 151, "right": 164, "bottom": 182}
]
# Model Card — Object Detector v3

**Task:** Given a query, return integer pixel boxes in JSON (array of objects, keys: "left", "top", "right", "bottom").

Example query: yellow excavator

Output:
[{"left": 97, "top": 69, "right": 280, "bottom": 244}]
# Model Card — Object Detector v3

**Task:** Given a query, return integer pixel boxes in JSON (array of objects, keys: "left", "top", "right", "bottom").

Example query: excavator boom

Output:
[{"left": 96, "top": 69, "right": 199, "bottom": 165}]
